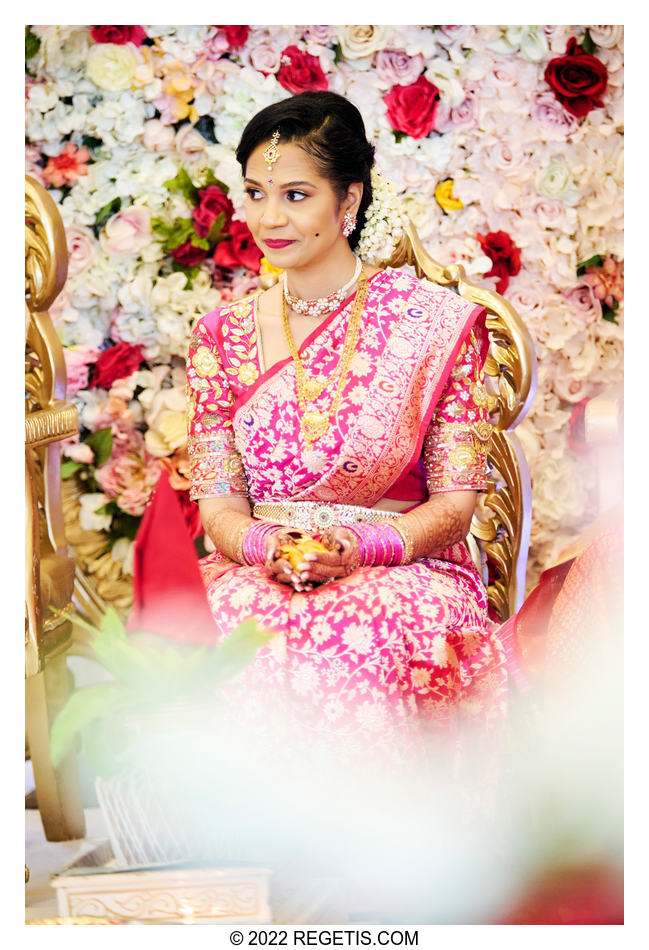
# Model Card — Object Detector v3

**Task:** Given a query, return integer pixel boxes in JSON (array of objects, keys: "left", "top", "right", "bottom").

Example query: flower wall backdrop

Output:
[{"left": 25, "top": 24, "right": 623, "bottom": 602}]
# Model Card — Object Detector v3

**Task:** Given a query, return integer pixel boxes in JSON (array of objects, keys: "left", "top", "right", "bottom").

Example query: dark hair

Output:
[{"left": 235, "top": 91, "right": 375, "bottom": 250}]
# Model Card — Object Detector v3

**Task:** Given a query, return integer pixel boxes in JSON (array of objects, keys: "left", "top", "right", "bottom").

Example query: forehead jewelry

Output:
[{"left": 263, "top": 129, "right": 281, "bottom": 185}]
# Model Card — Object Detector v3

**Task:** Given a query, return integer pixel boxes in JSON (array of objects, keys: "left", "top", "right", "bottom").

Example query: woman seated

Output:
[{"left": 186, "top": 92, "right": 508, "bottom": 758}]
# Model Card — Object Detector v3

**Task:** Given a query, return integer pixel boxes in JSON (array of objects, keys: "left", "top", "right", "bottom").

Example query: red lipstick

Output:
[{"left": 264, "top": 239, "right": 296, "bottom": 248}]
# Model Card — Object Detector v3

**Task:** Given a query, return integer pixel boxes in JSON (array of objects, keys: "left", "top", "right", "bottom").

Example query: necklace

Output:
[
  {"left": 282, "top": 271, "right": 368, "bottom": 447},
  {"left": 283, "top": 256, "right": 362, "bottom": 317}
]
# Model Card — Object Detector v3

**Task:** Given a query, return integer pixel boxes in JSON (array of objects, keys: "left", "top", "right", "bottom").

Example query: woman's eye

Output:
[
  {"left": 246, "top": 187, "right": 262, "bottom": 200},
  {"left": 287, "top": 190, "right": 307, "bottom": 202}
]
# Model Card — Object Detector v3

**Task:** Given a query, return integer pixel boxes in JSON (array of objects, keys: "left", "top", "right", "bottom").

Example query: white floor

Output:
[{"left": 25, "top": 806, "right": 109, "bottom": 922}]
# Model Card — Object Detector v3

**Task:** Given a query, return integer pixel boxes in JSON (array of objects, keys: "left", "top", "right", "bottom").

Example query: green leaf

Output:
[
  {"left": 151, "top": 216, "right": 175, "bottom": 239},
  {"left": 94, "top": 500, "right": 118, "bottom": 516},
  {"left": 189, "top": 233, "right": 210, "bottom": 251},
  {"left": 85, "top": 427, "right": 113, "bottom": 466},
  {"left": 576, "top": 253, "right": 604, "bottom": 275},
  {"left": 582, "top": 29, "right": 596, "bottom": 55},
  {"left": 25, "top": 30, "right": 41, "bottom": 60},
  {"left": 201, "top": 169, "right": 229, "bottom": 194},
  {"left": 206, "top": 211, "right": 226, "bottom": 246},
  {"left": 602, "top": 301, "right": 620, "bottom": 324},
  {"left": 163, "top": 167, "right": 199, "bottom": 205},
  {"left": 61, "top": 459, "right": 84, "bottom": 479},
  {"left": 208, "top": 618, "right": 275, "bottom": 687},
  {"left": 81, "top": 135, "right": 103, "bottom": 152},
  {"left": 333, "top": 42, "right": 342, "bottom": 64},
  {"left": 50, "top": 683, "right": 131, "bottom": 768},
  {"left": 161, "top": 218, "right": 196, "bottom": 252},
  {"left": 392, "top": 130, "right": 408, "bottom": 144},
  {"left": 92, "top": 197, "right": 122, "bottom": 238}
]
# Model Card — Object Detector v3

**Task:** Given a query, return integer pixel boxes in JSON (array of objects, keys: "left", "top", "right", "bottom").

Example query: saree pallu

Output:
[{"left": 186, "top": 268, "right": 509, "bottom": 759}]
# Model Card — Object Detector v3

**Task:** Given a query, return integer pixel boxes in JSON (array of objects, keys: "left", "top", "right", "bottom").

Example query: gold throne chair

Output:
[
  {"left": 388, "top": 222, "right": 536, "bottom": 621},
  {"left": 25, "top": 175, "right": 85, "bottom": 840}
]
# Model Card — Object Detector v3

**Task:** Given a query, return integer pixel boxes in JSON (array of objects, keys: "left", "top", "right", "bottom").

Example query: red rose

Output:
[
  {"left": 213, "top": 25, "right": 249, "bottom": 48},
  {"left": 170, "top": 239, "right": 209, "bottom": 268},
  {"left": 91, "top": 26, "right": 147, "bottom": 46},
  {"left": 90, "top": 342, "right": 144, "bottom": 390},
  {"left": 384, "top": 75, "right": 440, "bottom": 139},
  {"left": 213, "top": 220, "right": 262, "bottom": 273},
  {"left": 277, "top": 45, "right": 328, "bottom": 94},
  {"left": 544, "top": 38, "right": 608, "bottom": 118},
  {"left": 191, "top": 185, "right": 234, "bottom": 239},
  {"left": 477, "top": 230, "right": 521, "bottom": 294}
]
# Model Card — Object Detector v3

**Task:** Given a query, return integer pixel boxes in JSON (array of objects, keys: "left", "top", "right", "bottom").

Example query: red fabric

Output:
[{"left": 128, "top": 471, "right": 218, "bottom": 643}]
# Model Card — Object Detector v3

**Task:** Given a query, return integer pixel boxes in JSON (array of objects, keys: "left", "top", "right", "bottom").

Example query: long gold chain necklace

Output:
[{"left": 282, "top": 273, "right": 369, "bottom": 447}]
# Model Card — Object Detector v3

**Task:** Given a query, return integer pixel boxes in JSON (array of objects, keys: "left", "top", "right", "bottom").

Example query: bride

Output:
[{"left": 186, "top": 91, "right": 508, "bottom": 754}]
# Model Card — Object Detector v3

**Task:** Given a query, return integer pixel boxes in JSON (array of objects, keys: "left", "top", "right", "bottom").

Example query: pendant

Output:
[
  {"left": 303, "top": 376, "right": 326, "bottom": 402},
  {"left": 302, "top": 410, "right": 329, "bottom": 443}
]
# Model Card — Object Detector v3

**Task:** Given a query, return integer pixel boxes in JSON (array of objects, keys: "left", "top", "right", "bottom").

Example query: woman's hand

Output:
[
  {"left": 264, "top": 529, "right": 316, "bottom": 592},
  {"left": 296, "top": 527, "right": 361, "bottom": 587}
]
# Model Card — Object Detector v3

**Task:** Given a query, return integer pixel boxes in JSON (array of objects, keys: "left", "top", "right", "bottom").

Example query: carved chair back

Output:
[{"left": 387, "top": 221, "right": 537, "bottom": 621}]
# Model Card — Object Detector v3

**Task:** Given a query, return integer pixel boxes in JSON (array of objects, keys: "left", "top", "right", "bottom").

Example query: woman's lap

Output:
[{"left": 200, "top": 555, "right": 508, "bottom": 746}]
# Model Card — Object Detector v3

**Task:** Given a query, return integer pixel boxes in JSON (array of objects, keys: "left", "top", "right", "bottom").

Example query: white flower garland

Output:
[{"left": 356, "top": 168, "right": 409, "bottom": 265}]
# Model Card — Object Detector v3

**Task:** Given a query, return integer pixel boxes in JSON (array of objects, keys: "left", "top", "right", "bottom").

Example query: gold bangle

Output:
[{"left": 390, "top": 521, "right": 415, "bottom": 564}]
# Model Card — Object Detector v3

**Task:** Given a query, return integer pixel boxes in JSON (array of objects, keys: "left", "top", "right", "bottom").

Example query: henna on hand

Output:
[{"left": 399, "top": 492, "right": 475, "bottom": 561}]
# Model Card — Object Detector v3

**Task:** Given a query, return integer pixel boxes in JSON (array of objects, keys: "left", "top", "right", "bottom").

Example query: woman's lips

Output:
[{"left": 264, "top": 239, "right": 296, "bottom": 248}]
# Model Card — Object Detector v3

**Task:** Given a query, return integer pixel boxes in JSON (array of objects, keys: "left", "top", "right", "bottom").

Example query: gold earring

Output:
[{"left": 263, "top": 130, "right": 281, "bottom": 185}]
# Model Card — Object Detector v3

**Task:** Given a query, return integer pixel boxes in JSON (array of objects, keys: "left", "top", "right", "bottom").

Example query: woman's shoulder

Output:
[
  {"left": 191, "top": 291, "right": 260, "bottom": 340},
  {"left": 380, "top": 266, "right": 480, "bottom": 317}
]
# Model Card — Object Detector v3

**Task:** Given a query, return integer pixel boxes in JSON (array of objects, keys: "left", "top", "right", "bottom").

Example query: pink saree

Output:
[{"left": 186, "top": 268, "right": 508, "bottom": 757}]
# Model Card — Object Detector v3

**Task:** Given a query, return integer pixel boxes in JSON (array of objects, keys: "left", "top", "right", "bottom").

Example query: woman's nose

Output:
[{"left": 260, "top": 197, "right": 288, "bottom": 228}]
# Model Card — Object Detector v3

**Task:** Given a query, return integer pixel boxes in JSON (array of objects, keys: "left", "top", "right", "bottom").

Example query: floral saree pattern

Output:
[{"left": 186, "top": 268, "right": 508, "bottom": 753}]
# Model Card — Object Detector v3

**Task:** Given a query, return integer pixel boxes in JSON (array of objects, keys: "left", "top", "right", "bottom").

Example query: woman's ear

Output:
[{"left": 344, "top": 182, "right": 364, "bottom": 217}]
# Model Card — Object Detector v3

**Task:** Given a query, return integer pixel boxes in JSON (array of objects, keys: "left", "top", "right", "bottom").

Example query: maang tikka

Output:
[{"left": 263, "top": 129, "right": 281, "bottom": 185}]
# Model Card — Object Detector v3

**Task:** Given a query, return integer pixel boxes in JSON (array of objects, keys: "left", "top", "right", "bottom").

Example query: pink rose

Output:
[
  {"left": 553, "top": 376, "right": 595, "bottom": 404},
  {"left": 142, "top": 118, "right": 175, "bottom": 151},
  {"left": 374, "top": 49, "right": 424, "bottom": 87},
  {"left": 532, "top": 198, "right": 574, "bottom": 231},
  {"left": 530, "top": 91, "right": 581, "bottom": 138},
  {"left": 246, "top": 40, "right": 283, "bottom": 75},
  {"left": 25, "top": 145, "right": 46, "bottom": 186},
  {"left": 434, "top": 91, "right": 479, "bottom": 133},
  {"left": 65, "top": 225, "right": 96, "bottom": 276},
  {"left": 507, "top": 285, "right": 546, "bottom": 318},
  {"left": 63, "top": 346, "right": 102, "bottom": 397},
  {"left": 175, "top": 125, "right": 207, "bottom": 164},
  {"left": 204, "top": 31, "right": 230, "bottom": 60},
  {"left": 302, "top": 26, "right": 333, "bottom": 45},
  {"left": 61, "top": 434, "right": 95, "bottom": 465},
  {"left": 100, "top": 206, "right": 151, "bottom": 254},
  {"left": 562, "top": 283, "right": 603, "bottom": 323}
]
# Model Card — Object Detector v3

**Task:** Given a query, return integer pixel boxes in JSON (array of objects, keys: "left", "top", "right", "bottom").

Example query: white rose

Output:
[
  {"left": 79, "top": 493, "right": 112, "bottom": 532},
  {"left": 338, "top": 25, "right": 389, "bottom": 60},
  {"left": 588, "top": 26, "right": 623, "bottom": 49},
  {"left": 87, "top": 43, "right": 138, "bottom": 91},
  {"left": 144, "top": 388, "right": 188, "bottom": 457},
  {"left": 424, "top": 59, "right": 465, "bottom": 107},
  {"left": 537, "top": 157, "right": 581, "bottom": 206},
  {"left": 532, "top": 454, "right": 592, "bottom": 530},
  {"left": 111, "top": 537, "right": 135, "bottom": 575}
]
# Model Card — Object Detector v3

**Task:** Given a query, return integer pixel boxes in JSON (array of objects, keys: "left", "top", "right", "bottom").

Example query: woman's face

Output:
[{"left": 243, "top": 140, "right": 360, "bottom": 270}]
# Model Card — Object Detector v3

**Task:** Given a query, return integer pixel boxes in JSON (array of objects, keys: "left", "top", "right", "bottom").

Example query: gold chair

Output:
[
  {"left": 388, "top": 222, "right": 537, "bottom": 621},
  {"left": 25, "top": 175, "right": 85, "bottom": 840}
]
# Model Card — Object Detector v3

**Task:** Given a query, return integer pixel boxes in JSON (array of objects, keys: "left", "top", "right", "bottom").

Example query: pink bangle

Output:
[
  {"left": 382, "top": 524, "right": 405, "bottom": 566},
  {"left": 242, "top": 520, "right": 284, "bottom": 565}
]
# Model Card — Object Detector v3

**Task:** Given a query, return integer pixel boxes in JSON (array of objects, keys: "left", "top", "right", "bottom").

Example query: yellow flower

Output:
[
  {"left": 144, "top": 408, "right": 187, "bottom": 457},
  {"left": 86, "top": 43, "right": 138, "bottom": 91},
  {"left": 260, "top": 257, "right": 284, "bottom": 276},
  {"left": 191, "top": 345, "right": 220, "bottom": 378},
  {"left": 237, "top": 362, "right": 259, "bottom": 386},
  {"left": 435, "top": 179, "right": 463, "bottom": 212}
]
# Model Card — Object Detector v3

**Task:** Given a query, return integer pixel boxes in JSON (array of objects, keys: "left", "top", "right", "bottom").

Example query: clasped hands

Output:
[{"left": 264, "top": 527, "right": 360, "bottom": 592}]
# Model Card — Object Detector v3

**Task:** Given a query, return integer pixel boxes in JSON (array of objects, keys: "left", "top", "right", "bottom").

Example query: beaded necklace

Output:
[{"left": 283, "top": 256, "right": 362, "bottom": 317}]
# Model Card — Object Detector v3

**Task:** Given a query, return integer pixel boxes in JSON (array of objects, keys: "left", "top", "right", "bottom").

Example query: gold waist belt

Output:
[{"left": 252, "top": 500, "right": 404, "bottom": 532}]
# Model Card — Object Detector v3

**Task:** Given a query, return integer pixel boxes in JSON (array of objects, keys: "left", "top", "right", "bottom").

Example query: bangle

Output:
[
  {"left": 382, "top": 523, "right": 405, "bottom": 566},
  {"left": 242, "top": 520, "right": 284, "bottom": 565},
  {"left": 389, "top": 521, "right": 415, "bottom": 564}
]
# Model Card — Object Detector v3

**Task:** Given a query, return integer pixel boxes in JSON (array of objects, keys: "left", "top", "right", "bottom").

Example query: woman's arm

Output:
[
  {"left": 199, "top": 496, "right": 252, "bottom": 564},
  {"left": 398, "top": 489, "right": 477, "bottom": 561}
]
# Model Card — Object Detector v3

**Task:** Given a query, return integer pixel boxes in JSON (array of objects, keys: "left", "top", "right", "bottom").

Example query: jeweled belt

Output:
[{"left": 252, "top": 500, "right": 404, "bottom": 532}]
